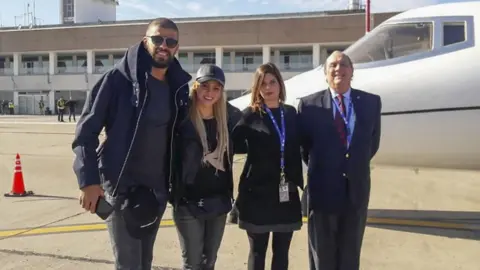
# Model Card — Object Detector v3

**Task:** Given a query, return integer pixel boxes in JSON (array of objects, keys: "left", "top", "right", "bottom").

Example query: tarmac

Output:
[{"left": 0, "top": 115, "right": 478, "bottom": 270}]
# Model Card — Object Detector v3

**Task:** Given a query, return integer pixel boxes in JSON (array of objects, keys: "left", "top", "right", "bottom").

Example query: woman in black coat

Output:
[
  {"left": 232, "top": 62, "right": 304, "bottom": 270},
  {"left": 170, "top": 64, "right": 242, "bottom": 270}
]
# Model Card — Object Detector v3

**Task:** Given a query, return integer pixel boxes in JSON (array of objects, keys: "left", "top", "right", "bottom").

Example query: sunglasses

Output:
[{"left": 147, "top": 35, "right": 178, "bottom": 48}]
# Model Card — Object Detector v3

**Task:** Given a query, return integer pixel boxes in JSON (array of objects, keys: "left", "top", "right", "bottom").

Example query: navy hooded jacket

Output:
[{"left": 72, "top": 41, "right": 192, "bottom": 196}]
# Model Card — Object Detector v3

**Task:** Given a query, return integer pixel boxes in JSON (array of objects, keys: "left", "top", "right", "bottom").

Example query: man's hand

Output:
[{"left": 79, "top": 185, "right": 105, "bottom": 213}]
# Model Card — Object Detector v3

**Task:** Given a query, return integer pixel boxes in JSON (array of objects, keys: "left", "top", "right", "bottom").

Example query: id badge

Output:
[{"left": 279, "top": 182, "right": 290, "bottom": 203}]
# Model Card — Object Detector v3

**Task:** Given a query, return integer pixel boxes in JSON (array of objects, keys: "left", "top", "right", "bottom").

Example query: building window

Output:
[
  {"left": 222, "top": 52, "right": 232, "bottom": 71},
  {"left": 63, "top": 0, "right": 74, "bottom": 18},
  {"left": 77, "top": 55, "right": 87, "bottom": 72},
  {"left": 112, "top": 53, "right": 123, "bottom": 66},
  {"left": 94, "top": 53, "right": 111, "bottom": 73},
  {"left": 193, "top": 52, "right": 215, "bottom": 71},
  {"left": 234, "top": 51, "right": 262, "bottom": 72},
  {"left": 0, "top": 56, "right": 13, "bottom": 76},
  {"left": 177, "top": 52, "right": 193, "bottom": 72},
  {"left": 56, "top": 55, "right": 73, "bottom": 73},
  {"left": 20, "top": 55, "right": 49, "bottom": 75},
  {"left": 276, "top": 49, "right": 313, "bottom": 71}
]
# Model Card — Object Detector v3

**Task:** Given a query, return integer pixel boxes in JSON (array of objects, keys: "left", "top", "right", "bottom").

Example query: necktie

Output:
[{"left": 334, "top": 95, "right": 347, "bottom": 146}]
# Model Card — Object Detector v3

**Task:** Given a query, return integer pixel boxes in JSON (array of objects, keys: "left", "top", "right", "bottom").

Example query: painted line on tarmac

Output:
[{"left": 0, "top": 217, "right": 477, "bottom": 239}]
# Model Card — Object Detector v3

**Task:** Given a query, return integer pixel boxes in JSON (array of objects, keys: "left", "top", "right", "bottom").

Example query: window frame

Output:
[{"left": 345, "top": 15, "right": 475, "bottom": 69}]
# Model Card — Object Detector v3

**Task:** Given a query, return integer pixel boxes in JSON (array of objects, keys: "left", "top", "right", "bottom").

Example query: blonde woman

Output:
[{"left": 171, "top": 64, "right": 241, "bottom": 270}]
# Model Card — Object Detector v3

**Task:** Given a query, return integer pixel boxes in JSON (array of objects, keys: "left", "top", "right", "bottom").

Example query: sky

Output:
[{"left": 0, "top": 0, "right": 473, "bottom": 27}]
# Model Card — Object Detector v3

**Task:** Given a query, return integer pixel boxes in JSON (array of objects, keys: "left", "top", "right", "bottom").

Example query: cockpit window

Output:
[
  {"left": 345, "top": 22, "right": 433, "bottom": 64},
  {"left": 443, "top": 22, "right": 466, "bottom": 46}
]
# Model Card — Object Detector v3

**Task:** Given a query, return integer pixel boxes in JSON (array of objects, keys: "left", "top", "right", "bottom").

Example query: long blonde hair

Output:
[{"left": 189, "top": 81, "right": 230, "bottom": 168}]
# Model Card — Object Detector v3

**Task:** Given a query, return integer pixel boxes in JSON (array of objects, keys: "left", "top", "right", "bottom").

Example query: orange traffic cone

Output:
[{"left": 4, "top": 153, "right": 33, "bottom": 197}]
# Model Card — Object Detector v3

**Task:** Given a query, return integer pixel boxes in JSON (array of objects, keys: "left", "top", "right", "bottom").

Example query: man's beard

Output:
[{"left": 150, "top": 48, "right": 173, "bottom": 68}]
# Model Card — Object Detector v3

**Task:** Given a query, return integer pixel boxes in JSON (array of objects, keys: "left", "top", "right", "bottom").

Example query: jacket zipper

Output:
[
  {"left": 111, "top": 77, "right": 149, "bottom": 197},
  {"left": 168, "top": 82, "right": 189, "bottom": 183}
]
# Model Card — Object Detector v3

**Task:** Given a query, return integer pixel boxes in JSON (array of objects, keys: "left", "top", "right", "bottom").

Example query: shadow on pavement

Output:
[{"left": 367, "top": 209, "right": 480, "bottom": 241}]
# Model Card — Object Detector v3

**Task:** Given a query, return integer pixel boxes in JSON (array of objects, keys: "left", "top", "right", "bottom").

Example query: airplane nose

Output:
[{"left": 285, "top": 67, "right": 329, "bottom": 106}]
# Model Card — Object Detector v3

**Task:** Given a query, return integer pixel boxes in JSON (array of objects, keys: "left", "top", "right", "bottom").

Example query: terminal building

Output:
[{"left": 0, "top": 0, "right": 397, "bottom": 114}]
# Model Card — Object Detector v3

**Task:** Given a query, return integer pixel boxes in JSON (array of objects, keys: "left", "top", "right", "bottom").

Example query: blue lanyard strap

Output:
[
  {"left": 332, "top": 96, "right": 354, "bottom": 146},
  {"left": 263, "top": 105, "right": 286, "bottom": 174}
]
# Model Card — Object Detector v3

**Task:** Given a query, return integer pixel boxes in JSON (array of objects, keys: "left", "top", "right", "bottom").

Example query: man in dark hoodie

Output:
[{"left": 72, "top": 18, "right": 192, "bottom": 269}]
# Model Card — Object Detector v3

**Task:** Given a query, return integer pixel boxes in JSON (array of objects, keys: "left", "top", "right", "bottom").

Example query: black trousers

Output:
[
  {"left": 57, "top": 109, "right": 64, "bottom": 121},
  {"left": 308, "top": 208, "right": 368, "bottom": 270},
  {"left": 68, "top": 108, "right": 76, "bottom": 122},
  {"left": 247, "top": 231, "right": 293, "bottom": 270}
]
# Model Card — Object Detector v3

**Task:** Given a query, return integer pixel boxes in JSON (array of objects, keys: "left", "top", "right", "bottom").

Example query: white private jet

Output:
[{"left": 229, "top": 1, "right": 480, "bottom": 171}]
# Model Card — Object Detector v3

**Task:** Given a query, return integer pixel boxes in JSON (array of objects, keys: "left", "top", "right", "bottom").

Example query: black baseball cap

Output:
[{"left": 195, "top": 64, "right": 226, "bottom": 86}]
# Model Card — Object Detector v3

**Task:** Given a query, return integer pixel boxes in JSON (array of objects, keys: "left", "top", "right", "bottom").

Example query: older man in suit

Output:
[{"left": 297, "top": 51, "right": 382, "bottom": 270}]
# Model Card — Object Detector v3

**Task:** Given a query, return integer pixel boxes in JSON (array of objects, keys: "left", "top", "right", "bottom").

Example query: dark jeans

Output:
[
  {"left": 173, "top": 205, "right": 227, "bottom": 270},
  {"left": 105, "top": 194, "right": 163, "bottom": 270},
  {"left": 247, "top": 231, "right": 293, "bottom": 270},
  {"left": 68, "top": 108, "right": 76, "bottom": 122},
  {"left": 57, "top": 109, "right": 64, "bottom": 121}
]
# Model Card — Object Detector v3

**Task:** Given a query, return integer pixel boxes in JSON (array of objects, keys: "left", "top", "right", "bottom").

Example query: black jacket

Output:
[
  {"left": 232, "top": 104, "right": 304, "bottom": 227},
  {"left": 72, "top": 41, "right": 192, "bottom": 195},
  {"left": 171, "top": 102, "right": 242, "bottom": 205},
  {"left": 65, "top": 100, "right": 76, "bottom": 110}
]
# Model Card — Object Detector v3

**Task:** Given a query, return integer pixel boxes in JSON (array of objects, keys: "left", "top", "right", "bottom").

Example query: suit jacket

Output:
[{"left": 297, "top": 88, "right": 381, "bottom": 213}]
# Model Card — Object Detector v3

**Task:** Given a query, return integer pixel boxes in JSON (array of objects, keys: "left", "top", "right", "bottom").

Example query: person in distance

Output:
[
  {"left": 231, "top": 62, "right": 304, "bottom": 270},
  {"left": 297, "top": 51, "right": 382, "bottom": 270},
  {"left": 170, "top": 63, "right": 242, "bottom": 270},
  {"left": 72, "top": 18, "right": 192, "bottom": 269}
]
